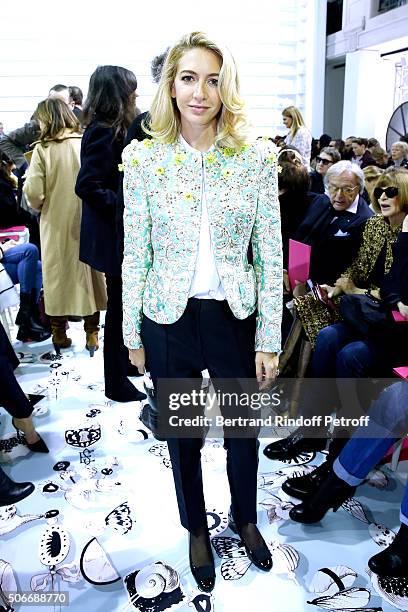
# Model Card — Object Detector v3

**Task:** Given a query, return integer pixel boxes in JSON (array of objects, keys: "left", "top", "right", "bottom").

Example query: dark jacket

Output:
[
  {"left": 380, "top": 231, "right": 408, "bottom": 364},
  {"left": 381, "top": 231, "right": 408, "bottom": 306},
  {"left": 0, "top": 175, "right": 32, "bottom": 229},
  {"left": 75, "top": 122, "right": 124, "bottom": 276},
  {"left": 126, "top": 112, "right": 151, "bottom": 144},
  {"left": 387, "top": 158, "right": 408, "bottom": 170},
  {"left": 353, "top": 150, "right": 376, "bottom": 169},
  {"left": 279, "top": 190, "right": 312, "bottom": 269},
  {"left": 295, "top": 193, "right": 374, "bottom": 285},
  {"left": 0, "top": 120, "right": 40, "bottom": 169},
  {"left": 309, "top": 170, "right": 324, "bottom": 194}
]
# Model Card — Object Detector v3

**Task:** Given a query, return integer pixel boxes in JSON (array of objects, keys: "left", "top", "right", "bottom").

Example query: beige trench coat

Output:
[{"left": 23, "top": 130, "right": 107, "bottom": 316}]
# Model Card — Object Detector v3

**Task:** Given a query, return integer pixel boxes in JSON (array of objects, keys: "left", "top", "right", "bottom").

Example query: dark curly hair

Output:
[{"left": 82, "top": 65, "right": 138, "bottom": 139}]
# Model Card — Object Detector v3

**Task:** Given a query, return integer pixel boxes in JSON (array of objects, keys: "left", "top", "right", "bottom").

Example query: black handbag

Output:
[{"left": 339, "top": 293, "right": 391, "bottom": 338}]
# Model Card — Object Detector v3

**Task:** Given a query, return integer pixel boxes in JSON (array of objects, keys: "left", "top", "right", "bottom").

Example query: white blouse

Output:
[{"left": 285, "top": 126, "right": 312, "bottom": 169}]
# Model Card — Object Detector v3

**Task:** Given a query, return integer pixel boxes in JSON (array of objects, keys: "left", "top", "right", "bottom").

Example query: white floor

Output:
[{"left": 0, "top": 317, "right": 407, "bottom": 612}]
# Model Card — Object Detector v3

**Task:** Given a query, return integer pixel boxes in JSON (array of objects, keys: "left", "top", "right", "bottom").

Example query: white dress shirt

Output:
[{"left": 180, "top": 136, "right": 225, "bottom": 301}]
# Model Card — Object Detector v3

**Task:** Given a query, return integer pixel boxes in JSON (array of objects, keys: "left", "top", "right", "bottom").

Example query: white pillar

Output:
[
  {"left": 342, "top": 49, "right": 380, "bottom": 139},
  {"left": 304, "top": 0, "right": 327, "bottom": 137}
]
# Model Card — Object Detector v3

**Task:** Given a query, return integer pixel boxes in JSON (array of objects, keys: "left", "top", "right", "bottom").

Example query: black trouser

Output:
[
  {"left": 141, "top": 298, "right": 259, "bottom": 532},
  {"left": 0, "top": 322, "right": 32, "bottom": 418},
  {"left": 104, "top": 274, "right": 131, "bottom": 394}
]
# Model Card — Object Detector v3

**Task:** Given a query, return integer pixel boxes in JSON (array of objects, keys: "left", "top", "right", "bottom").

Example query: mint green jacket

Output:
[{"left": 122, "top": 137, "right": 282, "bottom": 353}]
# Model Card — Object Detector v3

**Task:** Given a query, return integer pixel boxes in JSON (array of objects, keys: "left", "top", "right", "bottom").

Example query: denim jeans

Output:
[
  {"left": 301, "top": 322, "right": 383, "bottom": 420},
  {"left": 2, "top": 243, "right": 42, "bottom": 298},
  {"left": 334, "top": 381, "right": 408, "bottom": 524}
]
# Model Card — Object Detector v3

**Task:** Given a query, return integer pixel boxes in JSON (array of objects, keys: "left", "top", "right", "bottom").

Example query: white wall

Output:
[{"left": 0, "top": 0, "right": 326, "bottom": 138}]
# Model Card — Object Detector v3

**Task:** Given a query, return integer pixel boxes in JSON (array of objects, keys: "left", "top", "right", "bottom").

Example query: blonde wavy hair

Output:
[
  {"left": 145, "top": 31, "right": 250, "bottom": 149},
  {"left": 282, "top": 105, "right": 306, "bottom": 137}
]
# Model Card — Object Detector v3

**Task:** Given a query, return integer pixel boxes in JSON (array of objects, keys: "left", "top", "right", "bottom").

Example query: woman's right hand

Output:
[
  {"left": 129, "top": 348, "right": 146, "bottom": 374},
  {"left": 1, "top": 239, "right": 18, "bottom": 252}
]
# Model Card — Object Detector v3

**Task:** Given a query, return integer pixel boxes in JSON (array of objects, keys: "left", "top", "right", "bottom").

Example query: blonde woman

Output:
[
  {"left": 282, "top": 105, "right": 312, "bottom": 168},
  {"left": 122, "top": 32, "right": 282, "bottom": 591},
  {"left": 24, "top": 99, "right": 107, "bottom": 354}
]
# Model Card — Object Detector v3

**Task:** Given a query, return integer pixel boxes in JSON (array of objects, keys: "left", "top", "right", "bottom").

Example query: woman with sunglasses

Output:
[{"left": 309, "top": 146, "right": 341, "bottom": 194}]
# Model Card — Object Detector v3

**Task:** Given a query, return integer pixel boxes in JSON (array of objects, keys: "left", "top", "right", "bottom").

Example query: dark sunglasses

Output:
[
  {"left": 316, "top": 156, "right": 332, "bottom": 165},
  {"left": 373, "top": 186, "right": 399, "bottom": 200}
]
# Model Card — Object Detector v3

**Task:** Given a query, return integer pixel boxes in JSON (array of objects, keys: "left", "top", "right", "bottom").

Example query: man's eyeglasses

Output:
[
  {"left": 328, "top": 184, "right": 359, "bottom": 196},
  {"left": 316, "top": 156, "right": 332, "bottom": 165},
  {"left": 373, "top": 186, "right": 399, "bottom": 200}
]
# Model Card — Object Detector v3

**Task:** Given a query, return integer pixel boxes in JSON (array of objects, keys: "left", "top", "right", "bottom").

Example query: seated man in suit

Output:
[{"left": 295, "top": 160, "right": 374, "bottom": 286}]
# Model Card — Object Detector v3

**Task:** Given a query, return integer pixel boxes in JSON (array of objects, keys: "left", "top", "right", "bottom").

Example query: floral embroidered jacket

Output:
[{"left": 121, "top": 137, "right": 282, "bottom": 353}]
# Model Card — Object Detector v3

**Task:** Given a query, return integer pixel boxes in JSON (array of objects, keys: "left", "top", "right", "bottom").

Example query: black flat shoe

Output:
[
  {"left": 189, "top": 531, "right": 216, "bottom": 593},
  {"left": 105, "top": 379, "right": 147, "bottom": 403},
  {"left": 282, "top": 460, "right": 332, "bottom": 500},
  {"left": 368, "top": 523, "right": 408, "bottom": 577},
  {"left": 229, "top": 517, "right": 272, "bottom": 572},
  {"left": 289, "top": 468, "right": 355, "bottom": 524},
  {"left": 263, "top": 428, "right": 327, "bottom": 461},
  {"left": 0, "top": 480, "right": 35, "bottom": 507},
  {"left": 12, "top": 419, "right": 49, "bottom": 453}
]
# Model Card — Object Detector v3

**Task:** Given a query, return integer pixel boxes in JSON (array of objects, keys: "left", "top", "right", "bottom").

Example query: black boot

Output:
[
  {"left": 282, "top": 460, "right": 332, "bottom": 500},
  {"left": 16, "top": 292, "right": 51, "bottom": 343},
  {"left": 105, "top": 378, "right": 147, "bottom": 403},
  {"left": 289, "top": 467, "right": 356, "bottom": 524},
  {"left": 0, "top": 466, "right": 35, "bottom": 506},
  {"left": 263, "top": 427, "right": 327, "bottom": 461},
  {"left": 30, "top": 289, "right": 50, "bottom": 331},
  {"left": 368, "top": 523, "right": 408, "bottom": 577}
]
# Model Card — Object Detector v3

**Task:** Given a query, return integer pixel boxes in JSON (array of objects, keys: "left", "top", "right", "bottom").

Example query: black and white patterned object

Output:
[
  {"left": 65, "top": 422, "right": 101, "bottom": 448},
  {"left": 211, "top": 536, "right": 251, "bottom": 580},
  {"left": 206, "top": 509, "right": 228, "bottom": 537},
  {"left": 80, "top": 538, "right": 121, "bottom": 585},
  {"left": 124, "top": 562, "right": 184, "bottom": 612},
  {"left": 0, "top": 434, "right": 29, "bottom": 462},
  {"left": 105, "top": 502, "right": 134, "bottom": 535},
  {"left": 370, "top": 570, "right": 408, "bottom": 610},
  {"left": 0, "top": 559, "right": 17, "bottom": 612},
  {"left": 149, "top": 444, "right": 171, "bottom": 468},
  {"left": 188, "top": 593, "right": 214, "bottom": 612}
]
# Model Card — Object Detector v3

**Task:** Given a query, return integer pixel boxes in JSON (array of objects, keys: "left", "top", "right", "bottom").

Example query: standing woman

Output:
[
  {"left": 24, "top": 98, "right": 107, "bottom": 354},
  {"left": 122, "top": 32, "right": 282, "bottom": 592},
  {"left": 75, "top": 66, "right": 145, "bottom": 400},
  {"left": 282, "top": 105, "right": 312, "bottom": 169}
]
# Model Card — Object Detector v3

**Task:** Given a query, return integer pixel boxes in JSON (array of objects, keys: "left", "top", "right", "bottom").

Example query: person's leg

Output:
[
  {"left": 141, "top": 305, "right": 208, "bottom": 532},
  {"left": 335, "top": 381, "right": 408, "bottom": 483},
  {"left": 141, "top": 303, "right": 214, "bottom": 590},
  {"left": 104, "top": 274, "right": 145, "bottom": 401},
  {"left": 2, "top": 243, "right": 41, "bottom": 295},
  {"left": 200, "top": 301, "right": 271, "bottom": 570}
]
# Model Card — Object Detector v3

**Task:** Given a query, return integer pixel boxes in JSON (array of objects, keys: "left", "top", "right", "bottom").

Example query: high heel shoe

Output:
[
  {"left": 289, "top": 468, "right": 355, "bottom": 524},
  {"left": 368, "top": 523, "right": 408, "bottom": 577},
  {"left": 12, "top": 418, "right": 49, "bottom": 454},
  {"left": 228, "top": 512, "right": 272, "bottom": 571},
  {"left": 189, "top": 529, "right": 216, "bottom": 593}
]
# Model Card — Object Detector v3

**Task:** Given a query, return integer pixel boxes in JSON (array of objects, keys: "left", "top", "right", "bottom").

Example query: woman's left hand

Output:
[
  {"left": 335, "top": 276, "right": 357, "bottom": 295},
  {"left": 255, "top": 352, "right": 279, "bottom": 390}
]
